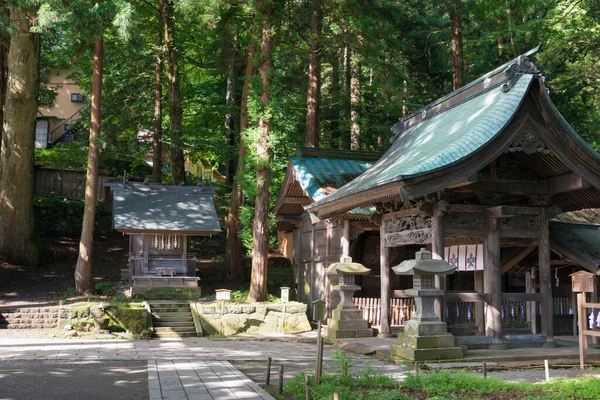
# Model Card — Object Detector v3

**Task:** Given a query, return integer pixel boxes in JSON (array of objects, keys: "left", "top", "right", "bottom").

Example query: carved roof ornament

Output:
[
  {"left": 501, "top": 55, "right": 541, "bottom": 93},
  {"left": 507, "top": 130, "right": 552, "bottom": 155}
]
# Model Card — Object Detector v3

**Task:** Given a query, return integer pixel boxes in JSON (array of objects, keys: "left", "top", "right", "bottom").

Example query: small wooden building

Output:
[
  {"left": 306, "top": 47, "right": 600, "bottom": 346},
  {"left": 107, "top": 183, "right": 221, "bottom": 293},
  {"left": 274, "top": 147, "right": 384, "bottom": 317}
]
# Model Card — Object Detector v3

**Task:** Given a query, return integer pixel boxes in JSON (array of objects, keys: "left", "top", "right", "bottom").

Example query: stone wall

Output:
[
  {"left": 0, "top": 303, "right": 151, "bottom": 338},
  {"left": 193, "top": 302, "right": 311, "bottom": 336}
]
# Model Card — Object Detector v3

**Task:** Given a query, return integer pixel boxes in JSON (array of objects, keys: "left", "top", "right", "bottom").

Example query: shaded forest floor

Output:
[
  {"left": 0, "top": 234, "right": 272, "bottom": 308},
  {"left": 0, "top": 235, "right": 129, "bottom": 307}
]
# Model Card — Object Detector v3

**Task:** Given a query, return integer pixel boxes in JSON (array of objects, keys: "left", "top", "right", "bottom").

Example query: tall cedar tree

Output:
[
  {"left": 152, "top": 0, "right": 165, "bottom": 183},
  {"left": 249, "top": 0, "right": 275, "bottom": 302},
  {"left": 224, "top": 27, "right": 256, "bottom": 281},
  {"left": 0, "top": 4, "right": 39, "bottom": 266},
  {"left": 305, "top": 0, "right": 321, "bottom": 147},
  {"left": 164, "top": 0, "right": 185, "bottom": 185},
  {"left": 450, "top": 0, "right": 464, "bottom": 89},
  {"left": 75, "top": 34, "right": 103, "bottom": 294},
  {"left": 0, "top": 43, "right": 7, "bottom": 151}
]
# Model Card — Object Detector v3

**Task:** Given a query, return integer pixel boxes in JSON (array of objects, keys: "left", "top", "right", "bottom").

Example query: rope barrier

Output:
[{"left": 287, "top": 378, "right": 336, "bottom": 400}]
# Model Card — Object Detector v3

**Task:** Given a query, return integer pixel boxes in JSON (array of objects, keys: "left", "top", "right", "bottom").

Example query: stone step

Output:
[
  {"left": 153, "top": 321, "right": 195, "bottom": 328},
  {"left": 0, "top": 323, "right": 57, "bottom": 329},
  {"left": 151, "top": 312, "right": 193, "bottom": 319},
  {"left": 148, "top": 307, "right": 191, "bottom": 313},
  {"left": 154, "top": 327, "right": 197, "bottom": 334},
  {"left": 2, "top": 317, "right": 58, "bottom": 323},
  {"left": 154, "top": 331, "right": 198, "bottom": 338}
]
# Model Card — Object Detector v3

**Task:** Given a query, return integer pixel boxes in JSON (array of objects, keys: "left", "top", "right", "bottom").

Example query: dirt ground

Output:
[{"left": 0, "top": 235, "right": 129, "bottom": 307}]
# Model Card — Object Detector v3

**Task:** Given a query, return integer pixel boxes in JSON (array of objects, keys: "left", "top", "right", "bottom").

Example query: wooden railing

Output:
[{"left": 353, "top": 297, "right": 414, "bottom": 327}]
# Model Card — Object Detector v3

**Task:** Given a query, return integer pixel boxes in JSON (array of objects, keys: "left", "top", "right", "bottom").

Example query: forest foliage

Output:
[{"left": 4, "top": 0, "right": 600, "bottom": 261}]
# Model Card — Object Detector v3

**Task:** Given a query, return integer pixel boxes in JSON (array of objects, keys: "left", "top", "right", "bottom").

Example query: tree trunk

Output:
[
  {"left": 450, "top": 0, "right": 465, "bottom": 90},
  {"left": 0, "top": 44, "right": 7, "bottom": 152},
  {"left": 330, "top": 49, "right": 340, "bottom": 148},
  {"left": 497, "top": 18, "right": 505, "bottom": 61},
  {"left": 249, "top": 1, "right": 274, "bottom": 303},
  {"left": 75, "top": 36, "right": 103, "bottom": 294},
  {"left": 225, "top": 29, "right": 256, "bottom": 282},
  {"left": 225, "top": 42, "right": 237, "bottom": 183},
  {"left": 342, "top": 45, "right": 351, "bottom": 149},
  {"left": 152, "top": 3, "right": 164, "bottom": 183},
  {"left": 0, "top": 5, "right": 39, "bottom": 266},
  {"left": 305, "top": 0, "right": 322, "bottom": 147},
  {"left": 164, "top": 0, "right": 185, "bottom": 185},
  {"left": 350, "top": 55, "right": 360, "bottom": 150}
]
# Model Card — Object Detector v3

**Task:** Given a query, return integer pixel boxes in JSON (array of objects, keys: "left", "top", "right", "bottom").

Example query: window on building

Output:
[
  {"left": 71, "top": 93, "right": 85, "bottom": 102},
  {"left": 35, "top": 119, "right": 49, "bottom": 149}
]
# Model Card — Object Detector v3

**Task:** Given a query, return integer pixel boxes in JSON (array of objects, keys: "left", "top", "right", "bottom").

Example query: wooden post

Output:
[
  {"left": 484, "top": 218, "right": 503, "bottom": 346},
  {"left": 539, "top": 209, "right": 554, "bottom": 345},
  {"left": 305, "top": 374, "right": 311, "bottom": 400},
  {"left": 525, "top": 271, "right": 534, "bottom": 334},
  {"left": 265, "top": 357, "right": 272, "bottom": 386},
  {"left": 591, "top": 277, "right": 598, "bottom": 345},
  {"left": 334, "top": 393, "right": 340, "bottom": 400},
  {"left": 342, "top": 220, "right": 350, "bottom": 257},
  {"left": 278, "top": 365, "right": 284, "bottom": 395},
  {"left": 572, "top": 289, "right": 578, "bottom": 337},
  {"left": 544, "top": 359, "right": 550, "bottom": 383},
  {"left": 379, "top": 217, "right": 391, "bottom": 337},
  {"left": 315, "top": 320, "right": 323, "bottom": 384},
  {"left": 432, "top": 203, "right": 446, "bottom": 320},
  {"left": 482, "top": 361, "right": 487, "bottom": 378},
  {"left": 474, "top": 271, "right": 484, "bottom": 334},
  {"left": 578, "top": 292, "right": 587, "bottom": 369}
]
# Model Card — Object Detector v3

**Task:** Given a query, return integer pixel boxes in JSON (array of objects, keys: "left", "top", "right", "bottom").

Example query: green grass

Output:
[{"left": 281, "top": 369, "right": 600, "bottom": 400}]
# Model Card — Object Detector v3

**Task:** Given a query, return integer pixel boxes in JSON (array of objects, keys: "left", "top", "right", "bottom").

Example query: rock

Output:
[
  {"left": 64, "top": 324, "right": 73, "bottom": 331},
  {"left": 64, "top": 330, "right": 78, "bottom": 337}
]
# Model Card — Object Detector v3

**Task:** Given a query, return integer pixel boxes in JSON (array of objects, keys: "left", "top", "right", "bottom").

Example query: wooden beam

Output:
[
  {"left": 487, "top": 206, "right": 542, "bottom": 218},
  {"left": 550, "top": 240, "right": 598, "bottom": 273},
  {"left": 382, "top": 207, "right": 419, "bottom": 221},
  {"left": 501, "top": 246, "right": 537, "bottom": 274},
  {"left": 444, "top": 292, "right": 485, "bottom": 303},
  {"left": 276, "top": 215, "right": 301, "bottom": 224},
  {"left": 283, "top": 197, "right": 312, "bottom": 205},
  {"left": 541, "top": 173, "right": 589, "bottom": 194},
  {"left": 384, "top": 228, "right": 432, "bottom": 247},
  {"left": 447, "top": 174, "right": 478, "bottom": 189},
  {"left": 502, "top": 293, "right": 543, "bottom": 302},
  {"left": 551, "top": 259, "right": 571, "bottom": 266}
]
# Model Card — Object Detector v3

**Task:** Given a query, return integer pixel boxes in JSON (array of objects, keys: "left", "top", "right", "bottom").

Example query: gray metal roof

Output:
[{"left": 110, "top": 184, "right": 221, "bottom": 234}]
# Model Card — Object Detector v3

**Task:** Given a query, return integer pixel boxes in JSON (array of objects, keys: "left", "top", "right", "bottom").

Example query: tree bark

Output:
[
  {"left": 249, "top": 1, "right": 274, "bottom": 303},
  {"left": 225, "top": 28, "right": 256, "bottom": 282},
  {"left": 330, "top": 50, "right": 340, "bottom": 148},
  {"left": 152, "top": 2, "right": 164, "bottom": 183},
  {"left": 350, "top": 55, "right": 360, "bottom": 150},
  {"left": 0, "top": 43, "right": 7, "bottom": 152},
  {"left": 75, "top": 35, "right": 103, "bottom": 294},
  {"left": 164, "top": 0, "right": 185, "bottom": 185},
  {"left": 225, "top": 41, "right": 237, "bottom": 183},
  {"left": 0, "top": 5, "right": 39, "bottom": 266},
  {"left": 342, "top": 44, "right": 351, "bottom": 149},
  {"left": 305, "top": 0, "right": 322, "bottom": 147},
  {"left": 450, "top": 0, "right": 465, "bottom": 90}
]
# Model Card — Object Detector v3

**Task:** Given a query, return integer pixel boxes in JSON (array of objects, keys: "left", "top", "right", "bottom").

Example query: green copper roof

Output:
[
  {"left": 309, "top": 73, "right": 534, "bottom": 209},
  {"left": 291, "top": 149, "right": 379, "bottom": 215},
  {"left": 111, "top": 184, "right": 221, "bottom": 234},
  {"left": 550, "top": 222, "right": 600, "bottom": 268}
]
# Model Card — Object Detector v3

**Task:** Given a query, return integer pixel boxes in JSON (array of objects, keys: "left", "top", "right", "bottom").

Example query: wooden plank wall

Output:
[{"left": 34, "top": 166, "right": 110, "bottom": 202}]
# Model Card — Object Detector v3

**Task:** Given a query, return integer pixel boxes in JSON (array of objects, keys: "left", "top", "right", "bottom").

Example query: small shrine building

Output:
[{"left": 107, "top": 183, "right": 221, "bottom": 294}]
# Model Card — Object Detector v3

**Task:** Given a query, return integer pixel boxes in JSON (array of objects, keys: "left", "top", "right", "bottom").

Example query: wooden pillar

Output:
[
  {"left": 484, "top": 218, "right": 503, "bottom": 345},
  {"left": 342, "top": 220, "right": 350, "bottom": 257},
  {"left": 379, "top": 218, "right": 392, "bottom": 337},
  {"left": 539, "top": 209, "right": 554, "bottom": 345},
  {"left": 431, "top": 203, "right": 445, "bottom": 320},
  {"left": 474, "top": 271, "right": 485, "bottom": 333},
  {"left": 525, "top": 271, "right": 537, "bottom": 334}
]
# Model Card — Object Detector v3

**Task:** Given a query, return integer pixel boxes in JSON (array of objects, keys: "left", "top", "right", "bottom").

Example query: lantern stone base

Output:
[
  {"left": 325, "top": 285, "right": 374, "bottom": 339},
  {"left": 390, "top": 319, "right": 463, "bottom": 361}
]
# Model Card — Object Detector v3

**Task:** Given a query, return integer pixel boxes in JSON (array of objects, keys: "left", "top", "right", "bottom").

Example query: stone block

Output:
[
  {"left": 241, "top": 305, "right": 255, "bottom": 314},
  {"left": 327, "top": 318, "right": 369, "bottom": 331},
  {"left": 325, "top": 327, "right": 373, "bottom": 339},
  {"left": 390, "top": 345, "right": 464, "bottom": 361},
  {"left": 227, "top": 306, "right": 243, "bottom": 314},
  {"left": 397, "top": 333, "right": 456, "bottom": 349},
  {"left": 332, "top": 309, "right": 362, "bottom": 320},
  {"left": 403, "top": 320, "right": 448, "bottom": 336}
]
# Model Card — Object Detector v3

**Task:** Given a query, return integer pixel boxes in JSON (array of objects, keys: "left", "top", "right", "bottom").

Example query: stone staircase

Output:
[
  {"left": 148, "top": 301, "right": 198, "bottom": 338},
  {"left": 0, "top": 307, "right": 60, "bottom": 329}
]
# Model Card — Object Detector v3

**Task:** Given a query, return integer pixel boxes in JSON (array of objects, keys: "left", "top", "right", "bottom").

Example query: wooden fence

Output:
[
  {"left": 34, "top": 166, "right": 111, "bottom": 201},
  {"left": 353, "top": 297, "right": 414, "bottom": 327}
]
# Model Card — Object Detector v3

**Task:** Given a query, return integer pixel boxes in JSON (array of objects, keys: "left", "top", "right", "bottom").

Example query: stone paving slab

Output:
[{"left": 149, "top": 360, "right": 274, "bottom": 400}]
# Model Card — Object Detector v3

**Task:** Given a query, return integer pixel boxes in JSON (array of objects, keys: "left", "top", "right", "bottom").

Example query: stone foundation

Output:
[{"left": 193, "top": 302, "right": 311, "bottom": 336}]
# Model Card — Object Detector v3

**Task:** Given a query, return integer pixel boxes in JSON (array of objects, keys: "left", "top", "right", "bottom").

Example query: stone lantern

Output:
[
  {"left": 390, "top": 248, "right": 463, "bottom": 361},
  {"left": 324, "top": 256, "right": 373, "bottom": 339}
]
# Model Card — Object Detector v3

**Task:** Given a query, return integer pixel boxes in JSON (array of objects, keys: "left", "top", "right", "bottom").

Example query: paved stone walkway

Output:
[{"left": 0, "top": 337, "right": 401, "bottom": 399}]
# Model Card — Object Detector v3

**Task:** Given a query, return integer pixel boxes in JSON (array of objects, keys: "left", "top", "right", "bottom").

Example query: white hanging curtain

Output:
[{"left": 444, "top": 244, "right": 484, "bottom": 271}]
